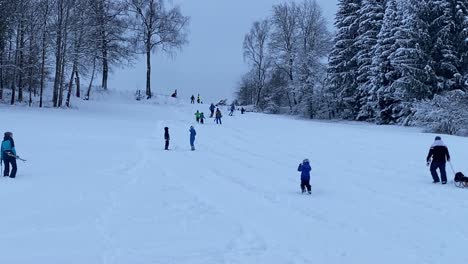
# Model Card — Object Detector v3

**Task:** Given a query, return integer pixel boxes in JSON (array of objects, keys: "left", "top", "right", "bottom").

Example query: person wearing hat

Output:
[
  {"left": 426, "top": 136, "right": 451, "bottom": 184},
  {"left": 189, "top": 126, "right": 196, "bottom": 151},
  {"left": 298, "top": 159, "right": 312, "bottom": 194},
  {"left": 1, "top": 132, "right": 17, "bottom": 178}
]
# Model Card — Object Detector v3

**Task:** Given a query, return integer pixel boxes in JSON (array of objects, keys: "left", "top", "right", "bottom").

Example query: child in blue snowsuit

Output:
[
  {"left": 189, "top": 126, "right": 196, "bottom": 151},
  {"left": 1, "top": 132, "right": 17, "bottom": 178},
  {"left": 298, "top": 159, "right": 311, "bottom": 194}
]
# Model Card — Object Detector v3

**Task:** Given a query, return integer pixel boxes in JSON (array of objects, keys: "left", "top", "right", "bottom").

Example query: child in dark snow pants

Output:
[{"left": 298, "top": 159, "right": 312, "bottom": 194}]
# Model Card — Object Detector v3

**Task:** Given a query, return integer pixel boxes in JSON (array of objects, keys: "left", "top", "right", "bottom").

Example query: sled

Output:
[{"left": 454, "top": 172, "right": 468, "bottom": 188}]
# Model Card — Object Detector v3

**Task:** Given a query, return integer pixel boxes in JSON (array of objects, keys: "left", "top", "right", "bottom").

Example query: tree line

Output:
[
  {"left": 0, "top": 0, "right": 189, "bottom": 107},
  {"left": 238, "top": 0, "right": 332, "bottom": 118},
  {"left": 238, "top": 0, "right": 468, "bottom": 136}
]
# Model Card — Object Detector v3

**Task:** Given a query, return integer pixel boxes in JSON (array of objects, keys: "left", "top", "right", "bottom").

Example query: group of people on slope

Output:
[
  {"left": 194, "top": 111, "right": 206, "bottom": 124},
  {"left": 0, "top": 128, "right": 458, "bottom": 191},
  {"left": 164, "top": 126, "right": 198, "bottom": 151},
  {"left": 190, "top": 94, "right": 202, "bottom": 104}
]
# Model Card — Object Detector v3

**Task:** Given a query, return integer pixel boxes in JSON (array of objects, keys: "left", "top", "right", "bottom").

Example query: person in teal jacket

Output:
[{"left": 1, "top": 132, "right": 17, "bottom": 178}]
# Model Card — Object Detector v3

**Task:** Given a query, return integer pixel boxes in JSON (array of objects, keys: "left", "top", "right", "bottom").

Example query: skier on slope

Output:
[
  {"left": 164, "top": 127, "right": 170, "bottom": 150},
  {"left": 190, "top": 95, "right": 195, "bottom": 104},
  {"left": 197, "top": 94, "right": 201, "bottom": 104},
  {"left": 189, "top": 126, "right": 197, "bottom": 151},
  {"left": 1, "top": 132, "right": 18, "bottom": 178},
  {"left": 297, "top": 159, "right": 312, "bottom": 194},
  {"left": 426, "top": 136, "right": 451, "bottom": 184}
]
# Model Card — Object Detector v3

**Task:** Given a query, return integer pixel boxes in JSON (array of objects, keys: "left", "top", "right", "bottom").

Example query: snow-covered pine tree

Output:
[
  {"left": 327, "top": 0, "right": 362, "bottom": 119},
  {"left": 379, "top": 0, "right": 431, "bottom": 124},
  {"left": 428, "top": 0, "right": 468, "bottom": 92},
  {"left": 455, "top": 0, "right": 468, "bottom": 88},
  {"left": 355, "top": 0, "right": 385, "bottom": 121},
  {"left": 368, "top": 0, "right": 401, "bottom": 123}
]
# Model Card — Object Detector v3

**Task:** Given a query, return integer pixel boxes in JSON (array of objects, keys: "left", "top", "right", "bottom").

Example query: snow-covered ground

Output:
[{"left": 1, "top": 95, "right": 467, "bottom": 264}]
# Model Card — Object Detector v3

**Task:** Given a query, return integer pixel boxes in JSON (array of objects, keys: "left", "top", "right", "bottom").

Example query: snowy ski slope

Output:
[{"left": 1, "top": 95, "right": 468, "bottom": 264}]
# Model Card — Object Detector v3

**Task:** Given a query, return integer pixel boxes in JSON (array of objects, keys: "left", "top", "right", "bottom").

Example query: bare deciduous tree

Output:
[
  {"left": 127, "top": 0, "right": 189, "bottom": 98},
  {"left": 243, "top": 19, "right": 271, "bottom": 108}
]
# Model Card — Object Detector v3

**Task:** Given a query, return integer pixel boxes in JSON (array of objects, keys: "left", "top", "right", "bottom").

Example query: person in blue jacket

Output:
[
  {"left": 298, "top": 159, "right": 312, "bottom": 194},
  {"left": 189, "top": 126, "right": 196, "bottom": 151},
  {"left": 1, "top": 132, "right": 17, "bottom": 178}
]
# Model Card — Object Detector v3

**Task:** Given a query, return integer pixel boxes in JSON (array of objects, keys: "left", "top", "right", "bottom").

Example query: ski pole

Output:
[{"left": 449, "top": 161, "right": 456, "bottom": 174}]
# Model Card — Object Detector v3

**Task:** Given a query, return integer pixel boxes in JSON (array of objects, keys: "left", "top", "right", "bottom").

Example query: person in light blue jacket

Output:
[
  {"left": 189, "top": 126, "right": 196, "bottom": 151},
  {"left": 298, "top": 159, "right": 311, "bottom": 194},
  {"left": 1, "top": 132, "right": 17, "bottom": 178}
]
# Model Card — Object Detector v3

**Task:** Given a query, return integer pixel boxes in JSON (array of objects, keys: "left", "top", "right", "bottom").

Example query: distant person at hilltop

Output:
[
  {"left": 190, "top": 95, "right": 195, "bottom": 104},
  {"left": 426, "top": 136, "right": 451, "bottom": 184},
  {"left": 171, "top": 89, "right": 177, "bottom": 98}
]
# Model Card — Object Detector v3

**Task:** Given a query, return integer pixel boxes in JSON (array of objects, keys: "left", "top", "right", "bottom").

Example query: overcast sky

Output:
[{"left": 109, "top": 0, "right": 338, "bottom": 103}]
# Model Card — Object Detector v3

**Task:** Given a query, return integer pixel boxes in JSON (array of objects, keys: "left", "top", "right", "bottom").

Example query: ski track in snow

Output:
[{"left": 1, "top": 98, "right": 468, "bottom": 264}]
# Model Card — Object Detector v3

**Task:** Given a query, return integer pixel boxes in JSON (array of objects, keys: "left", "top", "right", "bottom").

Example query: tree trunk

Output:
[
  {"left": 86, "top": 57, "right": 97, "bottom": 100},
  {"left": 66, "top": 62, "right": 76, "bottom": 107},
  {"left": 146, "top": 45, "right": 151, "bottom": 98},
  {"left": 98, "top": 0, "right": 109, "bottom": 90},
  {"left": 58, "top": 3, "right": 71, "bottom": 107},
  {"left": 0, "top": 43, "right": 4, "bottom": 100},
  {"left": 39, "top": 2, "right": 49, "bottom": 108},
  {"left": 102, "top": 49, "right": 108, "bottom": 90},
  {"left": 75, "top": 65, "right": 80, "bottom": 98},
  {"left": 53, "top": 0, "right": 64, "bottom": 107},
  {"left": 17, "top": 10, "right": 25, "bottom": 103},
  {"left": 11, "top": 21, "right": 22, "bottom": 105},
  {"left": 28, "top": 27, "right": 35, "bottom": 107}
]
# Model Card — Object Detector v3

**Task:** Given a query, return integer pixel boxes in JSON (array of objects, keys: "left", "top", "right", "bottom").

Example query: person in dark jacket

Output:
[
  {"left": 229, "top": 104, "right": 235, "bottom": 116},
  {"left": 200, "top": 112, "right": 205, "bottom": 124},
  {"left": 426, "top": 136, "right": 451, "bottom": 184},
  {"left": 298, "top": 159, "right": 312, "bottom": 194},
  {"left": 190, "top": 95, "right": 195, "bottom": 104},
  {"left": 215, "top": 108, "right": 222, "bottom": 124},
  {"left": 164, "top": 127, "right": 170, "bottom": 150},
  {"left": 209, "top": 103, "right": 215, "bottom": 118},
  {"left": 1, "top": 132, "right": 17, "bottom": 178},
  {"left": 241, "top": 107, "right": 245, "bottom": 114},
  {"left": 189, "top": 126, "right": 196, "bottom": 151}
]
